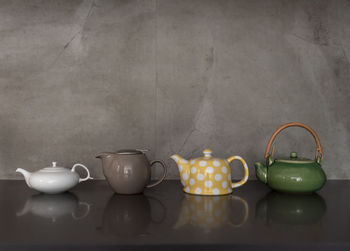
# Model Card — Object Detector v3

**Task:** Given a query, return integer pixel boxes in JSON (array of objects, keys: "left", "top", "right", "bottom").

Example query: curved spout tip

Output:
[
  {"left": 255, "top": 162, "right": 267, "bottom": 184},
  {"left": 16, "top": 168, "right": 32, "bottom": 188},
  {"left": 170, "top": 154, "right": 177, "bottom": 160},
  {"left": 171, "top": 154, "right": 189, "bottom": 187},
  {"left": 16, "top": 168, "right": 27, "bottom": 174},
  {"left": 170, "top": 154, "right": 187, "bottom": 163}
]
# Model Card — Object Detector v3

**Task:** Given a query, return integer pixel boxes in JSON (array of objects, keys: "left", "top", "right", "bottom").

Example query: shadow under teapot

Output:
[
  {"left": 255, "top": 191, "right": 326, "bottom": 225},
  {"left": 97, "top": 194, "right": 166, "bottom": 237},
  {"left": 16, "top": 192, "right": 91, "bottom": 222}
]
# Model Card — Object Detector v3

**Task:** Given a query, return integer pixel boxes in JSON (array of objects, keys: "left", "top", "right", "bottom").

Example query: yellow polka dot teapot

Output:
[{"left": 170, "top": 149, "right": 249, "bottom": 195}]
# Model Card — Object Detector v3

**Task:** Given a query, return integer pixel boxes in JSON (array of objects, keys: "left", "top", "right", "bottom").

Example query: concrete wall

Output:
[{"left": 0, "top": 0, "right": 349, "bottom": 180}]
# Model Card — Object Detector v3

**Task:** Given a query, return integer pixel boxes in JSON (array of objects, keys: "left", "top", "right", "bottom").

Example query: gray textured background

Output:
[{"left": 0, "top": 0, "right": 349, "bottom": 180}]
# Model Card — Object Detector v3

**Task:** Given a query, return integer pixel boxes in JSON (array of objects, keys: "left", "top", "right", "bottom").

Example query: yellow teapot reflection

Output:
[{"left": 174, "top": 194, "right": 249, "bottom": 232}]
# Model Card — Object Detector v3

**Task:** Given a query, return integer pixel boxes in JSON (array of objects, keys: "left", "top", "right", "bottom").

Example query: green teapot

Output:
[{"left": 255, "top": 122, "right": 326, "bottom": 194}]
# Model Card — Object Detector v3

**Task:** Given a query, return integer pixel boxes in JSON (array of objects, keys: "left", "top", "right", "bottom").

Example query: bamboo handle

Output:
[{"left": 264, "top": 122, "right": 323, "bottom": 160}]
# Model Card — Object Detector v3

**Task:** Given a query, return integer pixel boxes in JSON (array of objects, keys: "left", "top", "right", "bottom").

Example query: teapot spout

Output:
[
  {"left": 170, "top": 154, "right": 190, "bottom": 187},
  {"left": 255, "top": 162, "right": 267, "bottom": 184},
  {"left": 16, "top": 168, "right": 32, "bottom": 188}
]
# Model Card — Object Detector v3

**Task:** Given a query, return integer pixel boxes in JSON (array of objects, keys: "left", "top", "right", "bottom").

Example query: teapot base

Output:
[{"left": 183, "top": 187, "right": 233, "bottom": 196}]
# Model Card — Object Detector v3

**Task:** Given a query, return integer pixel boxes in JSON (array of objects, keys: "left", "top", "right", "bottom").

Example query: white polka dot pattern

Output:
[
  {"left": 190, "top": 178, "right": 195, "bottom": 185},
  {"left": 173, "top": 150, "right": 249, "bottom": 195},
  {"left": 222, "top": 181, "right": 228, "bottom": 188},
  {"left": 221, "top": 166, "right": 227, "bottom": 173},
  {"left": 206, "top": 166, "right": 214, "bottom": 173},
  {"left": 212, "top": 188, "right": 220, "bottom": 195},
  {"left": 205, "top": 180, "right": 213, "bottom": 188},
  {"left": 197, "top": 173, "right": 204, "bottom": 180},
  {"left": 195, "top": 187, "right": 202, "bottom": 194},
  {"left": 213, "top": 160, "right": 220, "bottom": 167}
]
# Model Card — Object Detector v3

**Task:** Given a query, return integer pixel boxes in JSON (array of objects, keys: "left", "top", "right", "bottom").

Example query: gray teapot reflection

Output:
[
  {"left": 17, "top": 193, "right": 91, "bottom": 222},
  {"left": 256, "top": 191, "right": 326, "bottom": 225},
  {"left": 174, "top": 194, "right": 249, "bottom": 232},
  {"left": 98, "top": 194, "right": 166, "bottom": 237}
]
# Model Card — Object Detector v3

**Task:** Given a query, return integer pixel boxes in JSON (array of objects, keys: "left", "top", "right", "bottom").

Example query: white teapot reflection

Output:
[
  {"left": 174, "top": 194, "right": 249, "bottom": 232},
  {"left": 17, "top": 193, "right": 91, "bottom": 222}
]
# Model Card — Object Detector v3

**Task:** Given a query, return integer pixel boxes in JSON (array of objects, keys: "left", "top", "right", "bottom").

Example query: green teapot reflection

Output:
[
  {"left": 255, "top": 122, "right": 327, "bottom": 194},
  {"left": 256, "top": 191, "right": 326, "bottom": 225}
]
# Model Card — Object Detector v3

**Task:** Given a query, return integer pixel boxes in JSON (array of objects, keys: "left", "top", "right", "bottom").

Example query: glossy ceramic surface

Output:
[
  {"left": 96, "top": 149, "right": 167, "bottom": 194},
  {"left": 16, "top": 162, "right": 93, "bottom": 194},
  {"left": 255, "top": 122, "right": 327, "bottom": 193},
  {"left": 256, "top": 158, "right": 326, "bottom": 193},
  {"left": 171, "top": 149, "right": 249, "bottom": 195}
]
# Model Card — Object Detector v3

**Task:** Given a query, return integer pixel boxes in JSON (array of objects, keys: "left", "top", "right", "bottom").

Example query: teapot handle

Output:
[
  {"left": 264, "top": 122, "right": 323, "bottom": 161},
  {"left": 146, "top": 160, "right": 168, "bottom": 188},
  {"left": 227, "top": 156, "right": 249, "bottom": 189},
  {"left": 71, "top": 164, "right": 93, "bottom": 183}
]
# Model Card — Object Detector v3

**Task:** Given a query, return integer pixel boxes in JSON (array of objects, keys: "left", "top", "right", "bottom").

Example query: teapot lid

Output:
[
  {"left": 41, "top": 162, "right": 68, "bottom": 172},
  {"left": 116, "top": 149, "right": 148, "bottom": 155},
  {"left": 275, "top": 152, "right": 314, "bottom": 164}
]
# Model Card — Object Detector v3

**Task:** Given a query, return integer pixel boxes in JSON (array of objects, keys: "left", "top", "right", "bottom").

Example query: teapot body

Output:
[
  {"left": 255, "top": 122, "right": 327, "bottom": 194},
  {"left": 16, "top": 162, "right": 93, "bottom": 194},
  {"left": 101, "top": 153, "right": 151, "bottom": 194},
  {"left": 267, "top": 162, "right": 326, "bottom": 193},
  {"left": 171, "top": 149, "right": 249, "bottom": 196},
  {"left": 29, "top": 169, "right": 80, "bottom": 194},
  {"left": 97, "top": 149, "right": 168, "bottom": 194},
  {"left": 182, "top": 156, "right": 233, "bottom": 195}
]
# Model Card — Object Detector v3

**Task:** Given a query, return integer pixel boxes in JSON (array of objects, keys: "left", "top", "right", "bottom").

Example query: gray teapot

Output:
[{"left": 96, "top": 149, "right": 168, "bottom": 194}]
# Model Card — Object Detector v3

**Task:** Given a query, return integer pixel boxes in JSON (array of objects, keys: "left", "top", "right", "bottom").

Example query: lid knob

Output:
[
  {"left": 203, "top": 149, "right": 212, "bottom": 157},
  {"left": 52, "top": 162, "right": 57, "bottom": 167},
  {"left": 290, "top": 152, "right": 298, "bottom": 159}
]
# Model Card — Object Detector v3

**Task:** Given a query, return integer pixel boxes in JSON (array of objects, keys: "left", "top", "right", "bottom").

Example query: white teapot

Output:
[{"left": 16, "top": 162, "right": 93, "bottom": 194}]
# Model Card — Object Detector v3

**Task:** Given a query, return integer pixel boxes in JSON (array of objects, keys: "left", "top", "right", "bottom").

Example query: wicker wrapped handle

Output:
[{"left": 264, "top": 122, "right": 323, "bottom": 160}]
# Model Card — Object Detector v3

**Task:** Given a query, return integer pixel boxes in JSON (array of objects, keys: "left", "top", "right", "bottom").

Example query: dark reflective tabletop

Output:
[{"left": 1, "top": 180, "right": 350, "bottom": 250}]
